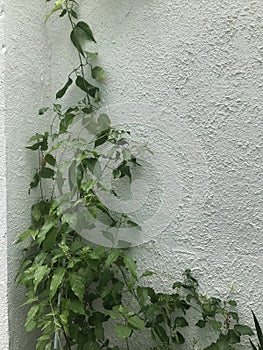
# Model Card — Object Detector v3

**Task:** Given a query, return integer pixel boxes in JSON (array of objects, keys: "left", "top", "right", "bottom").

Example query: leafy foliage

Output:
[
  {"left": 17, "top": 1, "right": 255, "bottom": 350},
  {"left": 136, "top": 270, "right": 253, "bottom": 350}
]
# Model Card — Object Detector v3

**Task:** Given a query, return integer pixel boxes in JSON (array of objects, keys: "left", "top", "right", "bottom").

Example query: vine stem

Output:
[
  {"left": 169, "top": 310, "right": 174, "bottom": 350},
  {"left": 50, "top": 296, "right": 72, "bottom": 350},
  {"left": 49, "top": 300, "right": 64, "bottom": 350},
  {"left": 65, "top": 2, "right": 92, "bottom": 106},
  {"left": 38, "top": 149, "right": 44, "bottom": 200},
  {"left": 118, "top": 264, "right": 140, "bottom": 305}
]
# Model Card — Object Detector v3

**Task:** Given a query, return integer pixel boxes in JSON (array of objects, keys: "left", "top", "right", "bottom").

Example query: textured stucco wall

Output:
[
  {"left": 5, "top": 0, "right": 51, "bottom": 349},
  {"left": 0, "top": 0, "right": 9, "bottom": 348},
  {"left": 3, "top": 0, "right": 263, "bottom": 349},
  {"left": 50, "top": 0, "right": 263, "bottom": 348}
]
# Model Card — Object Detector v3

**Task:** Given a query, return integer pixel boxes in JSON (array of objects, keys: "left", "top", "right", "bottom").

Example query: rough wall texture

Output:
[
  {"left": 3, "top": 0, "right": 263, "bottom": 349},
  {"left": 5, "top": 0, "right": 51, "bottom": 349},
  {"left": 0, "top": 0, "right": 9, "bottom": 348},
  {"left": 51, "top": 0, "right": 263, "bottom": 347}
]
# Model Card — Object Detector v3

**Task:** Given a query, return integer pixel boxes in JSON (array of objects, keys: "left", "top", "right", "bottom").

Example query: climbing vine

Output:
[{"left": 17, "top": 1, "right": 256, "bottom": 349}]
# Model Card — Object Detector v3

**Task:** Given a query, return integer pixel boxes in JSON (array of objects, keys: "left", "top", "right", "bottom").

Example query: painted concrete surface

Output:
[
  {"left": 2, "top": 0, "right": 263, "bottom": 349},
  {"left": 0, "top": 0, "right": 9, "bottom": 348},
  {"left": 50, "top": 0, "right": 263, "bottom": 348},
  {"left": 5, "top": 0, "right": 51, "bottom": 349}
]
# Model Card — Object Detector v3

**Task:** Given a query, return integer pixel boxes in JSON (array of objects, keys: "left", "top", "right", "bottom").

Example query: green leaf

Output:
[
  {"left": 69, "top": 273, "right": 85, "bottom": 301},
  {"left": 196, "top": 319, "right": 206, "bottom": 328},
  {"left": 85, "top": 51, "right": 98, "bottom": 59},
  {"left": 25, "top": 304, "right": 39, "bottom": 332},
  {"left": 226, "top": 329, "right": 240, "bottom": 344},
  {"left": 82, "top": 158, "right": 101, "bottom": 179},
  {"left": 123, "top": 255, "right": 137, "bottom": 279},
  {"left": 31, "top": 201, "right": 50, "bottom": 222},
  {"left": 89, "top": 246, "right": 105, "bottom": 260},
  {"left": 128, "top": 315, "right": 144, "bottom": 330},
  {"left": 56, "top": 77, "right": 73, "bottom": 99},
  {"left": 137, "top": 286, "right": 149, "bottom": 307},
  {"left": 59, "top": 9, "right": 67, "bottom": 17},
  {"left": 68, "top": 299, "right": 86, "bottom": 315},
  {"left": 228, "top": 300, "right": 237, "bottom": 306},
  {"left": 204, "top": 340, "right": 232, "bottom": 350},
  {"left": 76, "top": 75, "right": 99, "bottom": 98},
  {"left": 45, "top": 154, "right": 56, "bottom": 166},
  {"left": 50, "top": 267, "right": 65, "bottom": 299},
  {"left": 173, "top": 281, "right": 182, "bottom": 289},
  {"left": 104, "top": 249, "right": 121, "bottom": 269},
  {"left": 174, "top": 317, "right": 188, "bottom": 328},
  {"left": 81, "top": 179, "right": 94, "bottom": 193},
  {"left": 82, "top": 106, "right": 93, "bottom": 114},
  {"left": 115, "top": 324, "right": 132, "bottom": 339},
  {"left": 116, "top": 163, "right": 131, "bottom": 181},
  {"left": 125, "top": 219, "right": 141, "bottom": 230},
  {"left": 39, "top": 107, "right": 49, "bottom": 115},
  {"left": 29, "top": 133, "right": 45, "bottom": 142},
  {"left": 37, "top": 221, "right": 55, "bottom": 245},
  {"left": 42, "top": 228, "right": 57, "bottom": 251},
  {"left": 45, "top": 0, "right": 65, "bottom": 22},
  {"left": 29, "top": 173, "right": 40, "bottom": 191},
  {"left": 39, "top": 167, "right": 55, "bottom": 179},
  {"left": 59, "top": 113, "right": 75, "bottom": 134},
  {"left": 94, "top": 89, "right": 100, "bottom": 102},
  {"left": 173, "top": 331, "right": 185, "bottom": 344},
  {"left": 95, "top": 323, "right": 104, "bottom": 341},
  {"left": 234, "top": 324, "right": 254, "bottom": 336},
  {"left": 70, "top": 22, "right": 96, "bottom": 56},
  {"left": 26, "top": 142, "right": 42, "bottom": 151},
  {"left": 209, "top": 320, "right": 222, "bottom": 331},
  {"left": 17, "top": 229, "right": 38, "bottom": 243},
  {"left": 34, "top": 265, "right": 50, "bottom": 292},
  {"left": 141, "top": 270, "right": 155, "bottom": 277},
  {"left": 36, "top": 335, "right": 51, "bottom": 350},
  {"left": 83, "top": 342, "right": 99, "bottom": 350},
  {"left": 92, "top": 66, "right": 106, "bottom": 82},
  {"left": 53, "top": 103, "right": 61, "bottom": 112},
  {"left": 108, "top": 308, "right": 121, "bottom": 319},
  {"left": 98, "top": 114, "right": 111, "bottom": 130},
  {"left": 230, "top": 311, "right": 239, "bottom": 322},
  {"left": 70, "top": 27, "right": 84, "bottom": 55},
  {"left": 76, "top": 21, "right": 96, "bottom": 42},
  {"left": 95, "top": 133, "right": 108, "bottom": 148},
  {"left": 70, "top": 9, "right": 78, "bottom": 19},
  {"left": 153, "top": 324, "right": 169, "bottom": 343},
  {"left": 15, "top": 259, "right": 32, "bottom": 281}
]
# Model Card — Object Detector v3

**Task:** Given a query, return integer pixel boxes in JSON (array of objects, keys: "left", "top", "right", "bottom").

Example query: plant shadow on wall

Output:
[{"left": 16, "top": 1, "right": 259, "bottom": 349}]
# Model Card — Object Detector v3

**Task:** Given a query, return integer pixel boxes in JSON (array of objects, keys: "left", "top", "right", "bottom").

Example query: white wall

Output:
[
  {"left": 0, "top": 0, "right": 9, "bottom": 348},
  {"left": 2, "top": 0, "right": 263, "bottom": 349},
  {"left": 50, "top": 0, "right": 263, "bottom": 347},
  {"left": 5, "top": 0, "right": 51, "bottom": 348}
]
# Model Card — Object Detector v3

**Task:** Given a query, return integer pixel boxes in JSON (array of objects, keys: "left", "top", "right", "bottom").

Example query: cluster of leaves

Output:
[
  {"left": 132, "top": 270, "right": 254, "bottom": 350},
  {"left": 17, "top": 1, "right": 256, "bottom": 350},
  {"left": 18, "top": 2, "right": 143, "bottom": 350},
  {"left": 18, "top": 218, "right": 142, "bottom": 350},
  {"left": 17, "top": 231, "right": 253, "bottom": 350},
  {"left": 26, "top": 0, "right": 142, "bottom": 242}
]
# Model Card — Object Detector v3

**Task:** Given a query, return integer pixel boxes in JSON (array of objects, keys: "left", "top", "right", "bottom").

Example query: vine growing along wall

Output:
[{"left": 16, "top": 1, "right": 257, "bottom": 349}]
